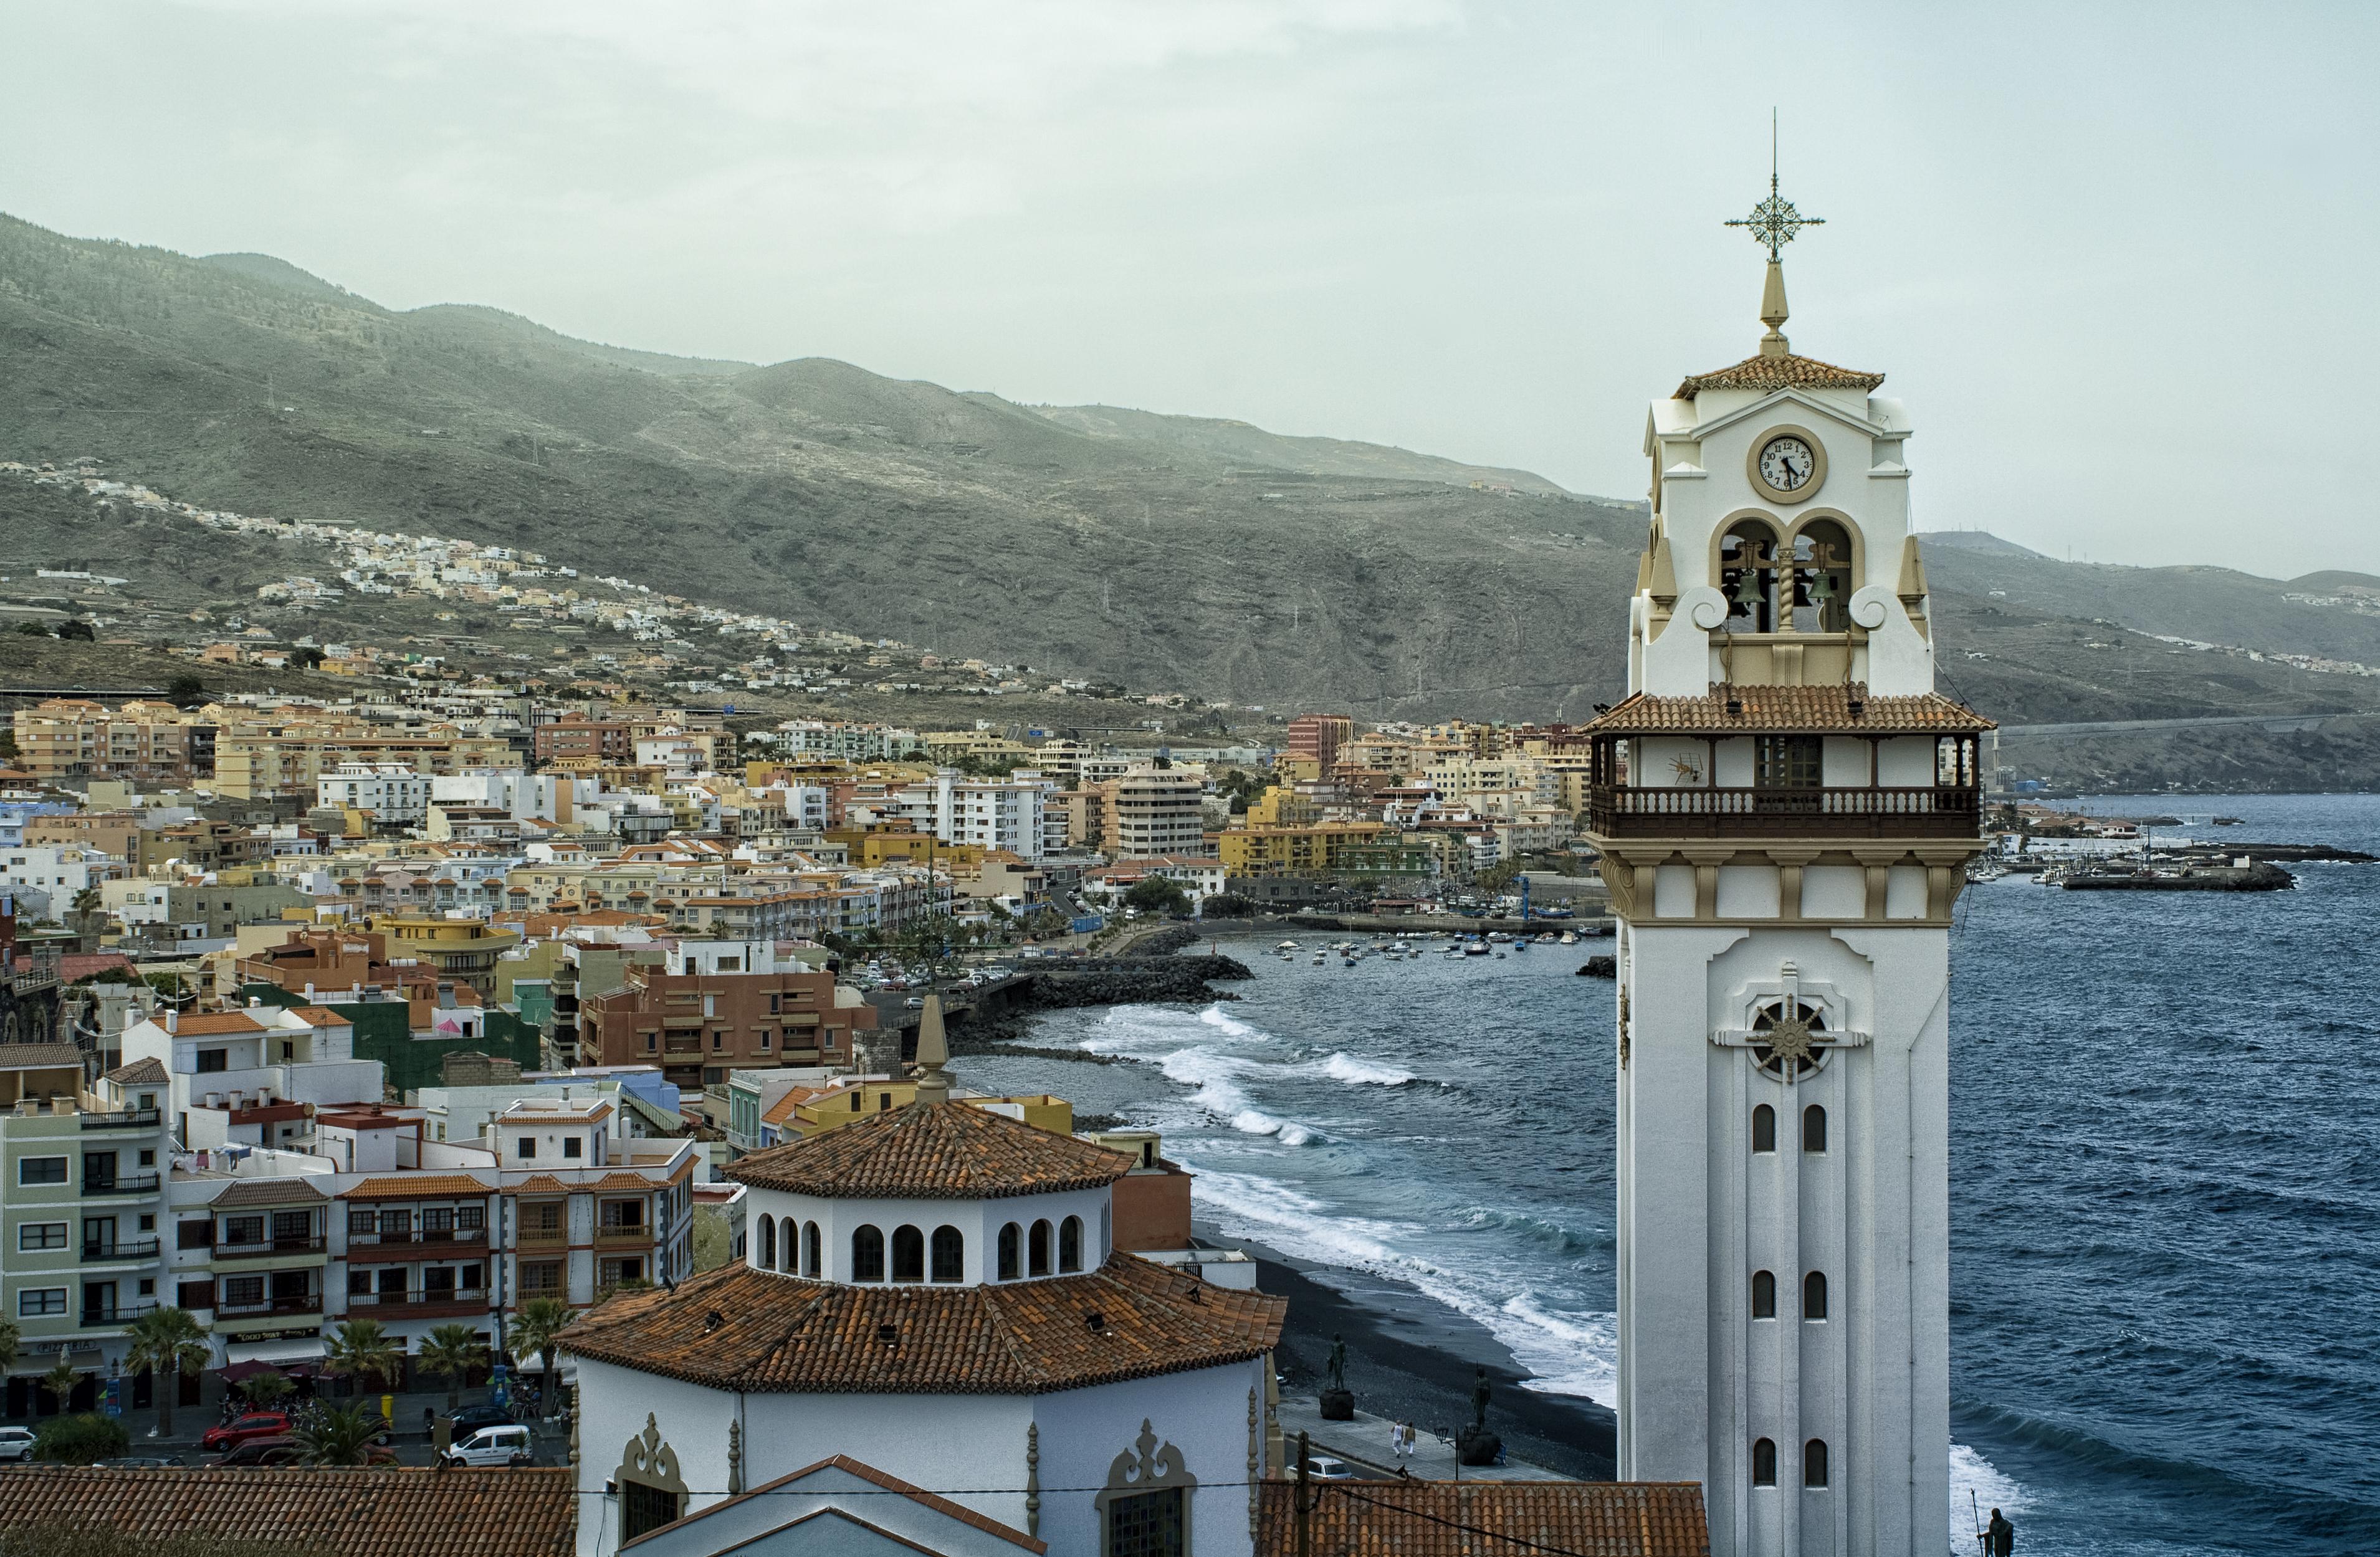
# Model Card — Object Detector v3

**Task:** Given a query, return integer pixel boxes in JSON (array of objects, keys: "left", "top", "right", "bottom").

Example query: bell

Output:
[
  {"left": 1730, "top": 569, "right": 1763, "bottom": 609},
  {"left": 1809, "top": 570, "right": 1837, "bottom": 604}
]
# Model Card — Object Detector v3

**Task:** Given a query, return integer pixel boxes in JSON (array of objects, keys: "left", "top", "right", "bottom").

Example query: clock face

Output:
[{"left": 1759, "top": 435, "right": 1816, "bottom": 492}]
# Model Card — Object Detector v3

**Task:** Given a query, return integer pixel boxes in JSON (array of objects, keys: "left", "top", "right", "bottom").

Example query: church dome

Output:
[{"left": 726, "top": 1099, "right": 1135, "bottom": 1201}]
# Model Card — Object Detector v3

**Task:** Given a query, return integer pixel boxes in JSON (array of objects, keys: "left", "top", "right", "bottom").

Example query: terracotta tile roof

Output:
[
  {"left": 507, "top": 1174, "right": 577, "bottom": 1197},
  {"left": 341, "top": 1174, "right": 493, "bottom": 1201},
  {"left": 208, "top": 1176, "right": 329, "bottom": 1207},
  {"left": 0, "top": 1044, "right": 85, "bottom": 1070},
  {"left": 762, "top": 1086, "right": 826, "bottom": 1127},
  {"left": 289, "top": 1006, "right": 353, "bottom": 1026},
  {"left": 624, "top": 1455, "right": 1044, "bottom": 1554},
  {"left": 170, "top": 1012, "right": 271, "bottom": 1036},
  {"left": 1673, "top": 351, "right": 1884, "bottom": 399},
  {"left": 563, "top": 1254, "right": 1286, "bottom": 1395},
  {"left": 1258, "top": 1480, "right": 1709, "bottom": 1557},
  {"left": 727, "top": 1101, "right": 1132, "bottom": 1201},
  {"left": 0, "top": 1467, "right": 572, "bottom": 1557},
  {"left": 103, "top": 1057, "right": 168, "bottom": 1085},
  {"left": 59, "top": 952, "right": 136, "bottom": 983},
  {"left": 1582, "top": 684, "right": 1994, "bottom": 737}
]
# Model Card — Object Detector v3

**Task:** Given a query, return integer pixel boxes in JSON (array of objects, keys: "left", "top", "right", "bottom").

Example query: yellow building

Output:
[
  {"left": 370, "top": 915, "right": 523, "bottom": 994},
  {"left": 10, "top": 699, "right": 207, "bottom": 784},
  {"left": 212, "top": 718, "right": 511, "bottom": 799},
  {"left": 1242, "top": 786, "right": 1321, "bottom": 827},
  {"left": 1216, "top": 820, "right": 1387, "bottom": 877},
  {"left": 824, "top": 831, "right": 987, "bottom": 871}
]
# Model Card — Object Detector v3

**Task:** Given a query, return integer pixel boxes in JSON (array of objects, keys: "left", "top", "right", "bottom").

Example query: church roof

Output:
[
  {"left": 1673, "top": 351, "right": 1885, "bottom": 400},
  {"left": 0, "top": 1467, "right": 572, "bottom": 1557},
  {"left": 1258, "top": 1480, "right": 1708, "bottom": 1557},
  {"left": 725, "top": 1100, "right": 1133, "bottom": 1201},
  {"left": 560, "top": 1254, "right": 1287, "bottom": 1396},
  {"left": 1582, "top": 684, "right": 1994, "bottom": 738}
]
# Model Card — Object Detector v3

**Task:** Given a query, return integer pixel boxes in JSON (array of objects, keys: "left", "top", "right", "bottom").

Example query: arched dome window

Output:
[
  {"left": 851, "top": 1224, "right": 884, "bottom": 1283},
  {"left": 1029, "top": 1219, "right": 1053, "bottom": 1278},
  {"left": 998, "top": 1222, "right": 1021, "bottom": 1282},
  {"left": 1721, "top": 519, "right": 1783, "bottom": 634},
  {"left": 757, "top": 1217, "right": 775, "bottom": 1269},
  {"left": 802, "top": 1221, "right": 821, "bottom": 1278},
  {"left": 891, "top": 1226, "right": 925, "bottom": 1283},
  {"left": 778, "top": 1217, "right": 795, "bottom": 1273},
  {"left": 930, "top": 1225, "right": 963, "bottom": 1283},
  {"left": 1059, "top": 1216, "right": 1083, "bottom": 1274}
]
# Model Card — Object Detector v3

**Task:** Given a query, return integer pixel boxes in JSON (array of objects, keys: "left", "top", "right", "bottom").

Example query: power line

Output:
[{"left": 1334, "top": 1484, "right": 1600, "bottom": 1556}]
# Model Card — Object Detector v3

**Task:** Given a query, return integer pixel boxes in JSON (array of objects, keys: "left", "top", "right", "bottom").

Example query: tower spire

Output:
[
  {"left": 911, "top": 990, "right": 951, "bottom": 1104},
  {"left": 1724, "top": 110, "right": 1823, "bottom": 358}
]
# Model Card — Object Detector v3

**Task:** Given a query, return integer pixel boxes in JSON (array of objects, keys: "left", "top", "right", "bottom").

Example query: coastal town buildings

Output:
[{"left": 1586, "top": 219, "right": 1991, "bottom": 1556}]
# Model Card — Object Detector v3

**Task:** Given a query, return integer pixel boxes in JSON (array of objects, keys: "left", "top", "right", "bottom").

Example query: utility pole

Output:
[{"left": 1294, "top": 1431, "right": 1312, "bottom": 1557}]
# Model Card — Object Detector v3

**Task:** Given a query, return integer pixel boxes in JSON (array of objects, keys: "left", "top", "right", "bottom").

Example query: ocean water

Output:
[{"left": 952, "top": 794, "right": 2380, "bottom": 1556}]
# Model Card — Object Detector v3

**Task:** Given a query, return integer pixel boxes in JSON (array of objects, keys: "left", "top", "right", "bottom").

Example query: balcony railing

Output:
[
  {"left": 345, "top": 1229, "right": 487, "bottom": 1252},
  {"left": 594, "top": 1224, "right": 649, "bottom": 1246},
  {"left": 216, "top": 1295, "right": 323, "bottom": 1319},
  {"left": 84, "top": 1173, "right": 162, "bottom": 1197},
  {"left": 1586, "top": 783, "right": 1982, "bottom": 840},
  {"left": 80, "top": 1303, "right": 156, "bottom": 1327},
  {"left": 517, "top": 1224, "right": 568, "bottom": 1246},
  {"left": 81, "top": 1238, "right": 161, "bottom": 1263},
  {"left": 214, "top": 1236, "right": 327, "bottom": 1262},
  {"left": 345, "top": 1288, "right": 489, "bottom": 1315},
  {"left": 80, "top": 1108, "right": 161, "bottom": 1131}
]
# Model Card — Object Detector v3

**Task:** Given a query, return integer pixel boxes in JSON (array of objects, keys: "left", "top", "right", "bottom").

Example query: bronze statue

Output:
[
  {"left": 1470, "top": 1367, "right": 1491, "bottom": 1433},
  {"left": 1325, "top": 1334, "right": 1347, "bottom": 1394}
]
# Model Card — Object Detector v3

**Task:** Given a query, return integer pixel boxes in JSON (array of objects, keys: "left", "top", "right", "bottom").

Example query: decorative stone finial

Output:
[{"left": 912, "top": 992, "right": 951, "bottom": 1104}]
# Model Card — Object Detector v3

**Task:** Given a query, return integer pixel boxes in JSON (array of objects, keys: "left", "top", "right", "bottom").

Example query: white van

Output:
[{"left": 445, "top": 1424, "right": 533, "bottom": 1468}]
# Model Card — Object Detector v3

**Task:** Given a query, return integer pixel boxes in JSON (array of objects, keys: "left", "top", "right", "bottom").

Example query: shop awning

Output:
[{"left": 224, "top": 1338, "right": 328, "bottom": 1369}]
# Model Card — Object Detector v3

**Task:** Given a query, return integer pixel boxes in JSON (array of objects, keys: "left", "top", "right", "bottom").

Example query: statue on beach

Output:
[
  {"left": 1456, "top": 1366, "right": 1501, "bottom": 1467},
  {"left": 1317, "top": 1333, "right": 1354, "bottom": 1421}
]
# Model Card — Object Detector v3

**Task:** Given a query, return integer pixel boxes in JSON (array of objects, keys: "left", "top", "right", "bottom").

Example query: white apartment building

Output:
[
  {"left": 316, "top": 762, "right": 429, "bottom": 826},
  {"left": 0, "top": 845, "right": 121, "bottom": 918},
  {"left": 931, "top": 770, "right": 1054, "bottom": 861},
  {"left": 1100, "top": 767, "right": 1208, "bottom": 857}
]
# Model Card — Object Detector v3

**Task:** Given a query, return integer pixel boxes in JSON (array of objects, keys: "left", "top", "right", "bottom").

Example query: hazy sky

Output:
[{"left": 6, "top": 2, "right": 2376, "bottom": 577}]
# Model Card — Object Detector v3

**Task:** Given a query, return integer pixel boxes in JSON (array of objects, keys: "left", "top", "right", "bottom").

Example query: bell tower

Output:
[{"left": 1584, "top": 173, "right": 1991, "bottom": 1557}]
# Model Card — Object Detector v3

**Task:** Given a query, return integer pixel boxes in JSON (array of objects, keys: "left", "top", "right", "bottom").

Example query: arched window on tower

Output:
[
  {"left": 1059, "top": 1216, "right": 1083, "bottom": 1273},
  {"left": 1791, "top": 518, "right": 1854, "bottom": 633},
  {"left": 803, "top": 1221, "right": 821, "bottom": 1278},
  {"left": 1029, "top": 1219, "right": 1053, "bottom": 1278},
  {"left": 1804, "top": 1271, "right": 1828, "bottom": 1320},
  {"left": 1721, "top": 520, "right": 1784, "bottom": 634},
  {"left": 930, "top": 1225, "right": 963, "bottom": 1282},
  {"left": 1751, "top": 1270, "right": 1776, "bottom": 1318},
  {"left": 780, "top": 1217, "right": 795, "bottom": 1273},
  {"left": 1751, "top": 1104, "right": 1776, "bottom": 1154},
  {"left": 757, "top": 1217, "right": 775, "bottom": 1269},
  {"left": 891, "top": 1225, "right": 925, "bottom": 1283},
  {"left": 1804, "top": 1103, "right": 1827, "bottom": 1153},
  {"left": 998, "top": 1222, "right": 1021, "bottom": 1281},
  {"left": 851, "top": 1224, "right": 884, "bottom": 1283},
  {"left": 1804, "top": 1439, "right": 1830, "bottom": 1488},
  {"left": 1752, "top": 1438, "right": 1777, "bottom": 1487}
]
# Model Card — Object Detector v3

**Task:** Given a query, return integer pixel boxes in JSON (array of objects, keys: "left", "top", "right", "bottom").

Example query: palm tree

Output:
[
  {"left": 418, "top": 1324, "right": 485, "bottom": 1415},
  {"left": 237, "top": 1371, "right": 294, "bottom": 1411},
  {"left": 322, "top": 1318, "right": 404, "bottom": 1401},
  {"left": 507, "top": 1298, "right": 573, "bottom": 1421},
  {"left": 294, "top": 1402, "right": 388, "bottom": 1467},
  {"left": 0, "top": 1318, "right": 21, "bottom": 1378},
  {"left": 122, "top": 1307, "right": 210, "bottom": 1439},
  {"left": 39, "top": 1359, "right": 82, "bottom": 1416}
]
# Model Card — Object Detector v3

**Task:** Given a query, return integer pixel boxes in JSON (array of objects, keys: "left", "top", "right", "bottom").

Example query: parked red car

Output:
[{"left": 199, "top": 1412, "right": 294, "bottom": 1452}]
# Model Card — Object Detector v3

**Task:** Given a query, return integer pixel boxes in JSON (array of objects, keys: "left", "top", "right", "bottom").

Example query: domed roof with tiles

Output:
[{"left": 725, "top": 1100, "right": 1135, "bottom": 1201}]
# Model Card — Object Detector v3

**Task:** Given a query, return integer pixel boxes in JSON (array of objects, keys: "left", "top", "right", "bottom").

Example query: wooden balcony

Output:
[
  {"left": 213, "top": 1236, "right": 326, "bottom": 1263},
  {"left": 1586, "top": 783, "right": 1982, "bottom": 842}
]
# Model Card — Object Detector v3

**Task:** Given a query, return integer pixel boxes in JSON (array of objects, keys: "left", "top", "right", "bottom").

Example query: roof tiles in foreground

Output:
[
  {"left": 1258, "top": 1479, "right": 1710, "bottom": 1557},
  {"left": 0, "top": 1467, "right": 573, "bottom": 1557},
  {"left": 726, "top": 1100, "right": 1134, "bottom": 1201},
  {"left": 1582, "top": 685, "right": 1994, "bottom": 738},
  {"left": 562, "top": 1255, "right": 1286, "bottom": 1395}
]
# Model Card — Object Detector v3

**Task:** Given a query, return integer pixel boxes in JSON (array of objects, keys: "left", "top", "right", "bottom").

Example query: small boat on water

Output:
[
  {"left": 1276, "top": 940, "right": 1300, "bottom": 951},
  {"left": 1463, "top": 941, "right": 1491, "bottom": 957},
  {"left": 1312, "top": 952, "right": 1327, "bottom": 965},
  {"left": 1558, "top": 931, "right": 1577, "bottom": 946}
]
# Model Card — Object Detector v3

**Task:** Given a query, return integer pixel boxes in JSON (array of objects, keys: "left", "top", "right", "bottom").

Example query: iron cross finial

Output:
[{"left": 1725, "top": 110, "right": 1823, "bottom": 264}]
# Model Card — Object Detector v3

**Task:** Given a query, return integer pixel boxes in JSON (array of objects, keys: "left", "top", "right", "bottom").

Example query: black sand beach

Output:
[{"left": 1227, "top": 1223, "right": 1617, "bottom": 1480}]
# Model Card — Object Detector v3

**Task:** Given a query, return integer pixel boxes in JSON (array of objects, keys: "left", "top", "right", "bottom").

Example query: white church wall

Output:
[
  {"left": 1034, "top": 1360, "right": 1268, "bottom": 1557},
  {"left": 742, "top": 1186, "right": 1112, "bottom": 1284},
  {"left": 1715, "top": 866, "right": 1780, "bottom": 919},
  {"left": 1800, "top": 867, "right": 1866, "bottom": 920}
]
